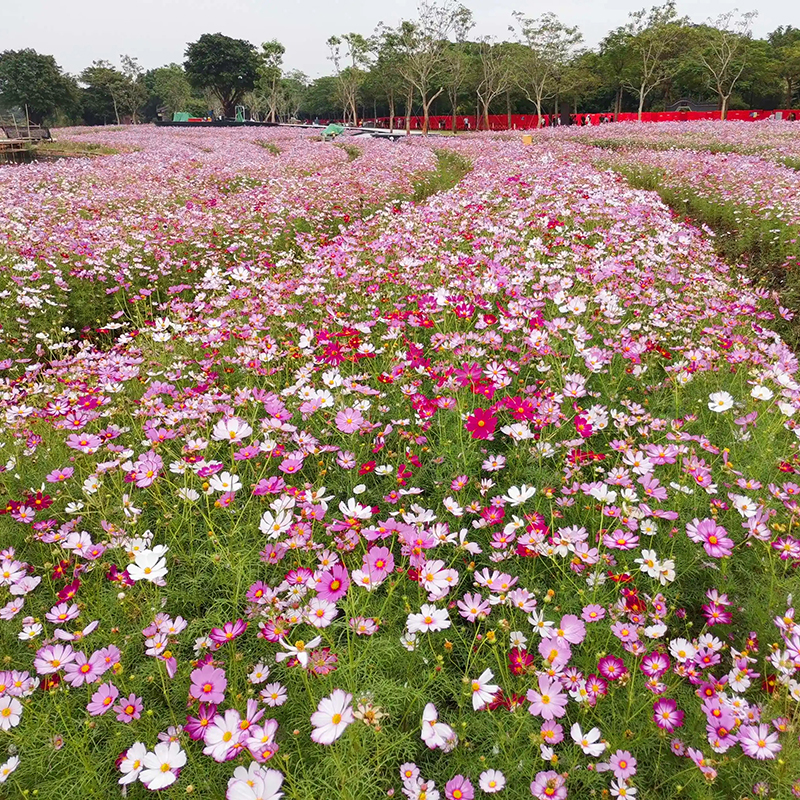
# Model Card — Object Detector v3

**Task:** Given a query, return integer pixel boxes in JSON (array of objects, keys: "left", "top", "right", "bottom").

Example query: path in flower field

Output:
[{"left": 0, "top": 126, "right": 798, "bottom": 800}]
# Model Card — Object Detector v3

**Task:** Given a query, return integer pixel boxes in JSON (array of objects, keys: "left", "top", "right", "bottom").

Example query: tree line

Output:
[{"left": 1, "top": 0, "right": 799, "bottom": 130}]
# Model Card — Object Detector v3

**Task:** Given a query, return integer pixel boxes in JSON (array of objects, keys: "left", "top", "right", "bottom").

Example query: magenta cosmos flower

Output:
[
  {"left": 310, "top": 689, "right": 354, "bottom": 745},
  {"left": 317, "top": 564, "right": 350, "bottom": 602},
  {"left": 185, "top": 703, "right": 217, "bottom": 741},
  {"left": 209, "top": 619, "right": 247, "bottom": 644},
  {"left": 653, "top": 698, "right": 684, "bottom": 731},
  {"left": 465, "top": 407, "right": 497, "bottom": 439},
  {"left": 335, "top": 407, "right": 363, "bottom": 434},
  {"left": 189, "top": 663, "right": 227, "bottom": 704},
  {"left": 526, "top": 675, "right": 568, "bottom": 720}
]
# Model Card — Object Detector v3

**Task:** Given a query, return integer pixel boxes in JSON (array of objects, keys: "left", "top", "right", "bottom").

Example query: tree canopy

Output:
[
  {"left": 0, "top": 49, "right": 76, "bottom": 124},
  {"left": 184, "top": 33, "right": 260, "bottom": 118}
]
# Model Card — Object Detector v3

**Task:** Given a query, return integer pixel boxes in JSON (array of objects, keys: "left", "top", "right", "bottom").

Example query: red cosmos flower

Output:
[
  {"left": 52, "top": 560, "right": 71, "bottom": 581},
  {"left": 358, "top": 461, "right": 376, "bottom": 476},
  {"left": 465, "top": 407, "right": 497, "bottom": 440},
  {"left": 25, "top": 492, "right": 53, "bottom": 510},
  {"left": 509, "top": 647, "right": 535, "bottom": 675},
  {"left": 57, "top": 580, "right": 81, "bottom": 602}
]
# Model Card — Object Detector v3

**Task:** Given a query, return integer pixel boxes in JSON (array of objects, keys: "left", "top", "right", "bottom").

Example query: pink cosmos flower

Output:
[
  {"left": 531, "top": 770, "right": 567, "bottom": 800},
  {"left": 526, "top": 675, "right": 568, "bottom": 720},
  {"left": 114, "top": 693, "right": 143, "bottom": 723},
  {"left": 479, "top": 770, "right": 505, "bottom": 793},
  {"left": 739, "top": 724, "right": 782, "bottom": 760},
  {"left": 310, "top": 689, "right": 354, "bottom": 745},
  {"left": 364, "top": 546, "right": 394, "bottom": 580},
  {"left": 209, "top": 619, "right": 247, "bottom": 644},
  {"left": 63, "top": 650, "right": 103, "bottom": 687},
  {"left": 46, "top": 467, "right": 74, "bottom": 483},
  {"left": 553, "top": 613, "right": 586, "bottom": 645},
  {"left": 260, "top": 683, "right": 288, "bottom": 707},
  {"left": 582, "top": 604, "right": 606, "bottom": 623},
  {"left": 34, "top": 643, "right": 75, "bottom": 675},
  {"left": 609, "top": 750, "right": 637, "bottom": 781},
  {"left": 87, "top": 682, "right": 119, "bottom": 716},
  {"left": 446, "top": 775, "right": 474, "bottom": 800},
  {"left": 335, "top": 408, "right": 364, "bottom": 434},
  {"left": 189, "top": 663, "right": 227, "bottom": 704}
]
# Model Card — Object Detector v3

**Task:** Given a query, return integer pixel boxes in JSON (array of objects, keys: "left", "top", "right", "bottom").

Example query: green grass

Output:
[
  {"left": 334, "top": 142, "right": 362, "bottom": 162},
  {"left": 412, "top": 149, "right": 472, "bottom": 202}
]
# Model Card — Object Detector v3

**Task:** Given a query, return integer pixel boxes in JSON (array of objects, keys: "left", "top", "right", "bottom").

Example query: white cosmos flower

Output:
[
  {"left": 275, "top": 636, "right": 322, "bottom": 668},
  {"left": 708, "top": 391, "right": 734, "bottom": 412},
  {"left": 0, "top": 755, "right": 19, "bottom": 783},
  {"left": 127, "top": 548, "right": 168, "bottom": 583},
  {"left": 471, "top": 668, "right": 500, "bottom": 710},
  {"left": 118, "top": 742, "right": 147, "bottom": 785},
  {"left": 501, "top": 484, "right": 536, "bottom": 506},
  {"left": 0, "top": 696, "right": 22, "bottom": 730},
  {"left": 571, "top": 722, "right": 607, "bottom": 756},
  {"left": 208, "top": 471, "right": 242, "bottom": 493},
  {"left": 750, "top": 385, "right": 773, "bottom": 401},
  {"left": 139, "top": 741, "right": 186, "bottom": 790}
]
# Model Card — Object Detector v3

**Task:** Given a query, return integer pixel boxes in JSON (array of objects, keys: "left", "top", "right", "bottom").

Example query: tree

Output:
[
  {"left": 768, "top": 26, "right": 800, "bottom": 107},
  {"left": 442, "top": 41, "right": 473, "bottom": 132},
  {"left": 0, "top": 49, "right": 74, "bottom": 124},
  {"left": 119, "top": 55, "right": 148, "bottom": 123},
  {"left": 511, "top": 12, "right": 583, "bottom": 124},
  {"left": 598, "top": 28, "right": 633, "bottom": 119},
  {"left": 326, "top": 33, "right": 371, "bottom": 124},
  {"left": 561, "top": 50, "right": 604, "bottom": 115},
  {"left": 279, "top": 70, "right": 309, "bottom": 121},
  {"left": 151, "top": 64, "right": 193, "bottom": 117},
  {"left": 698, "top": 11, "right": 756, "bottom": 119},
  {"left": 80, "top": 61, "right": 127, "bottom": 124},
  {"left": 184, "top": 33, "right": 260, "bottom": 118},
  {"left": 258, "top": 40, "right": 285, "bottom": 123},
  {"left": 623, "top": 2, "right": 688, "bottom": 120},
  {"left": 476, "top": 39, "right": 511, "bottom": 129},
  {"left": 368, "top": 24, "right": 409, "bottom": 132},
  {"left": 398, "top": 0, "right": 473, "bottom": 134}
]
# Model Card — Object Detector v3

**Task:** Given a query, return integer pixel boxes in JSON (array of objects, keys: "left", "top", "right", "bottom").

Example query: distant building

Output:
[{"left": 666, "top": 98, "right": 719, "bottom": 113}]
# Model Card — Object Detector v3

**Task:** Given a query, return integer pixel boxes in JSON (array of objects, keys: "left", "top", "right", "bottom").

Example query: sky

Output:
[{"left": 2, "top": 0, "right": 798, "bottom": 79}]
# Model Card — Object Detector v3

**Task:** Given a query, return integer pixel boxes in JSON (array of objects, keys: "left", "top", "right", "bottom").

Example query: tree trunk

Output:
[
  {"left": 388, "top": 93, "right": 395, "bottom": 133},
  {"left": 506, "top": 89, "right": 512, "bottom": 129},
  {"left": 721, "top": 95, "right": 729, "bottom": 121},
  {"left": 637, "top": 85, "right": 645, "bottom": 122},
  {"left": 405, "top": 86, "right": 413, "bottom": 135},
  {"left": 483, "top": 100, "right": 490, "bottom": 131},
  {"left": 112, "top": 94, "right": 120, "bottom": 125},
  {"left": 614, "top": 86, "right": 622, "bottom": 121}
]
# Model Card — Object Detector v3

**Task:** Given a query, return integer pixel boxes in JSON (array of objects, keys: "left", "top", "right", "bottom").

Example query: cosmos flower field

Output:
[{"left": 0, "top": 123, "right": 799, "bottom": 800}]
